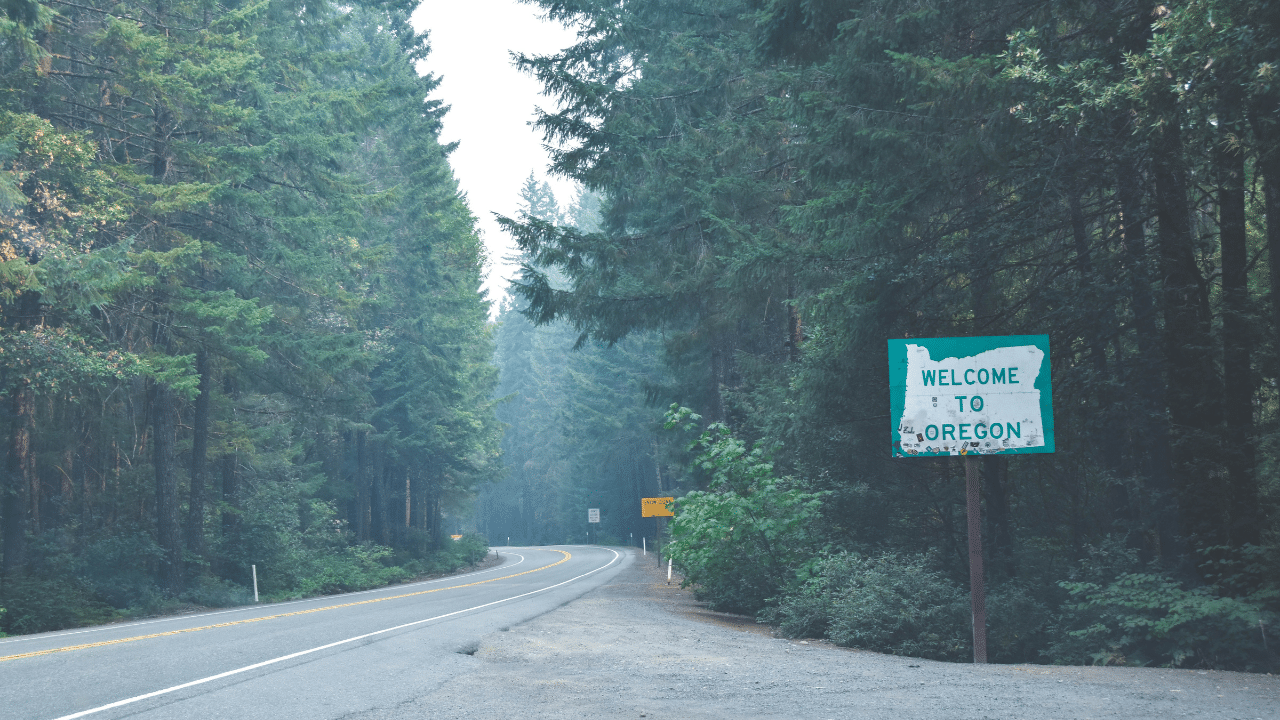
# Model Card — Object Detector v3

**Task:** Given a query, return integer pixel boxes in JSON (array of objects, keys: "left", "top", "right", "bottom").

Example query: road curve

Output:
[{"left": 0, "top": 545, "right": 625, "bottom": 720}]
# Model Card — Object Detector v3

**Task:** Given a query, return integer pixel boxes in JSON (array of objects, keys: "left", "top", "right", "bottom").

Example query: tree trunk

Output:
[
  {"left": 220, "top": 374, "right": 239, "bottom": 543},
  {"left": 709, "top": 344, "right": 725, "bottom": 424},
  {"left": 59, "top": 444, "right": 75, "bottom": 524},
  {"left": 373, "top": 462, "right": 390, "bottom": 546},
  {"left": 220, "top": 450, "right": 237, "bottom": 534},
  {"left": 1069, "top": 190, "right": 1123, "bottom": 476},
  {"left": 1151, "top": 101, "right": 1221, "bottom": 555},
  {"left": 186, "top": 349, "right": 210, "bottom": 558},
  {"left": 1216, "top": 96, "right": 1259, "bottom": 547},
  {"left": 2, "top": 381, "right": 34, "bottom": 577},
  {"left": 1255, "top": 126, "right": 1280, "bottom": 374},
  {"left": 981, "top": 455, "right": 1016, "bottom": 578},
  {"left": 430, "top": 473, "right": 443, "bottom": 549},
  {"left": 355, "top": 430, "right": 369, "bottom": 541},
  {"left": 1115, "top": 155, "right": 1178, "bottom": 557},
  {"left": 151, "top": 379, "right": 182, "bottom": 594},
  {"left": 26, "top": 397, "right": 39, "bottom": 537}
]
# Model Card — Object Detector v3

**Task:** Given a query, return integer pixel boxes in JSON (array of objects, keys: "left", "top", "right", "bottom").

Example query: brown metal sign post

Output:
[
  {"left": 888, "top": 336, "right": 1054, "bottom": 664},
  {"left": 963, "top": 454, "right": 987, "bottom": 663}
]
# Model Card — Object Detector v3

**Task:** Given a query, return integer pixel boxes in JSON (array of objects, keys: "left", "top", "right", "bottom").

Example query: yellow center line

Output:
[{"left": 0, "top": 550, "right": 571, "bottom": 663}]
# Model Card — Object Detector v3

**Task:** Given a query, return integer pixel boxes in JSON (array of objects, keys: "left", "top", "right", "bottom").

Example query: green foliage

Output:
[
  {"left": 764, "top": 552, "right": 970, "bottom": 662},
  {"left": 180, "top": 575, "right": 254, "bottom": 609},
  {"left": 1050, "top": 573, "right": 1277, "bottom": 672},
  {"left": 78, "top": 530, "right": 167, "bottom": 612},
  {"left": 508, "top": 0, "right": 1280, "bottom": 671},
  {"left": 0, "top": 0, "right": 499, "bottom": 634},
  {"left": 434, "top": 534, "right": 491, "bottom": 571},
  {"left": 479, "top": 180, "right": 672, "bottom": 548},
  {"left": 666, "top": 406, "right": 826, "bottom": 614},
  {"left": 0, "top": 576, "right": 116, "bottom": 635},
  {"left": 283, "top": 544, "right": 411, "bottom": 599},
  {"left": 984, "top": 580, "right": 1053, "bottom": 664}
]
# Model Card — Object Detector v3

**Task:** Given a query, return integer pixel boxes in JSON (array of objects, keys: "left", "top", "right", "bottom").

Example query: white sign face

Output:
[
  {"left": 587, "top": 508, "right": 600, "bottom": 523},
  {"left": 889, "top": 336, "right": 1053, "bottom": 457}
]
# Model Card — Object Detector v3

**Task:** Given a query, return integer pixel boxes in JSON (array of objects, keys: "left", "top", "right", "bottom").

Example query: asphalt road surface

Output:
[{"left": 0, "top": 545, "right": 623, "bottom": 720}]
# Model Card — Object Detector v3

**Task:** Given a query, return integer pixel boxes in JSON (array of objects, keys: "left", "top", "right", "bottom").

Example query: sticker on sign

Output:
[
  {"left": 641, "top": 497, "right": 674, "bottom": 517},
  {"left": 888, "top": 335, "right": 1054, "bottom": 457}
]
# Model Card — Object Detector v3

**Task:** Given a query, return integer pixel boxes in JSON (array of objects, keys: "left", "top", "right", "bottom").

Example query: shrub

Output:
[
  {"left": 1048, "top": 572, "right": 1277, "bottom": 671},
  {"left": 762, "top": 552, "right": 864, "bottom": 639},
  {"left": 79, "top": 529, "right": 166, "bottom": 612},
  {"left": 766, "top": 552, "right": 970, "bottom": 661},
  {"left": 985, "top": 580, "right": 1052, "bottom": 664},
  {"left": 826, "top": 553, "right": 970, "bottom": 661},
  {"left": 0, "top": 575, "right": 115, "bottom": 635},
  {"left": 664, "top": 407, "right": 827, "bottom": 615},
  {"left": 285, "top": 542, "right": 411, "bottom": 597},
  {"left": 447, "top": 533, "right": 490, "bottom": 567},
  {"left": 180, "top": 575, "right": 254, "bottom": 608}
]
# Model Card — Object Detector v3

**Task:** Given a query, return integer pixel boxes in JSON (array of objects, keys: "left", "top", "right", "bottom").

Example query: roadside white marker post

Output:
[
  {"left": 252, "top": 565, "right": 259, "bottom": 603},
  {"left": 642, "top": 537, "right": 646, "bottom": 555},
  {"left": 667, "top": 558, "right": 672, "bottom": 583}
]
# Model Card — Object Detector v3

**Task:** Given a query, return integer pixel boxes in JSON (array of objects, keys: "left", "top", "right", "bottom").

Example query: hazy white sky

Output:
[{"left": 409, "top": 1, "right": 579, "bottom": 312}]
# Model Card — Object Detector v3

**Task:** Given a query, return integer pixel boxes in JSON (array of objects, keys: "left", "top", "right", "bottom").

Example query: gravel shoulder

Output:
[{"left": 417, "top": 548, "right": 1278, "bottom": 720}]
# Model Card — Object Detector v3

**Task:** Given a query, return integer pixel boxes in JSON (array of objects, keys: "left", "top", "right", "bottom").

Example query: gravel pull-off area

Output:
[{"left": 417, "top": 550, "right": 1278, "bottom": 720}]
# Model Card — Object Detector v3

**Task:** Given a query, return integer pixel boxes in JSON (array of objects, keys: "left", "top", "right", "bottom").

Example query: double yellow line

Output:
[{"left": 1, "top": 550, "right": 570, "bottom": 663}]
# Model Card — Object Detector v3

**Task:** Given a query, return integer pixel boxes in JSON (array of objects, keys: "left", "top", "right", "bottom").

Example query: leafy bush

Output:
[
  {"left": 1048, "top": 572, "right": 1277, "bottom": 671},
  {"left": 762, "top": 552, "right": 864, "bottom": 639},
  {"left": 771, "top": 552, "right": 970, "bottom": 661},
  {"left": 664, "top": 407, "right": 827, "bottom": 614},
  {"left": 79, "top": 529, "right": 167, "bottom": 612},
  {"left": 446, "top": 534, "right": 491, "bottom": 568},
  {"left": 0, "top": 575, "right": 116, "bottom": 634},
  {"left": 985, "top": 580, "right": 1052, "bottom": 664},
  {"left": 179, "top": 575, "right": 254, "bottom": 608},
  {"left": 0, "top": 484, "right": 491, "bottom": 634},
  {"left": 766, "top": 552, "right": 1050, "bottom": 663},
  {"left": 286, "top": 542, "right": 412, "bottom": 597}
]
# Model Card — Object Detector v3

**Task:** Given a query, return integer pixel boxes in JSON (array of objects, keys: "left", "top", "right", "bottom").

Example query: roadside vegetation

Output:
[
  {"left": 490, "top": 0, "right": 1280, "bottom": 673},
  {"left": 0, "top": 0, "right": 498, "bottom": 635}
]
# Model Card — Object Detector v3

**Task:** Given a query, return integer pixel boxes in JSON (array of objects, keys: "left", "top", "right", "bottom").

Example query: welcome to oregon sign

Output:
[{"left": 889, "top": 335, "right": 1054, "bottom": 458}]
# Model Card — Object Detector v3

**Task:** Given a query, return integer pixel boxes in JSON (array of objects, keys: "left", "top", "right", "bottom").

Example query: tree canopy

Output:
[
  {"left": 0, "top": 0, "right": 497, "bottom": 630},
  {"left": 500, "top": 0, "right": 1280, "bottom": 671}
]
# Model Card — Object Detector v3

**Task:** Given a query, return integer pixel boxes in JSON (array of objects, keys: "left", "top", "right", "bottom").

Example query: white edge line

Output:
[
  {"left": 52, "top": 548, "right": 622, "bottom": 720},
  {"left": 0, "top": 551, "right": 528, "bottom": 646}
]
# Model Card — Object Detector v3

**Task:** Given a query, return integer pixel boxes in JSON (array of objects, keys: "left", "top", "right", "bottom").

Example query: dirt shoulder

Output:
[{"left": 419, "top": 549, "right": 1278, "bottom": 720}]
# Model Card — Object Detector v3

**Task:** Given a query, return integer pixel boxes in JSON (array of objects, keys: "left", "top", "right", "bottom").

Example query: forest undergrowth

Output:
[{"left": 0, "top": 533, "right": 488, "bottom": 636}]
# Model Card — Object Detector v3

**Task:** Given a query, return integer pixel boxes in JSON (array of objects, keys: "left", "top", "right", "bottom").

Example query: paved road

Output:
[{"left": 0, "top": 545, "right": 625, "bottom": 720}]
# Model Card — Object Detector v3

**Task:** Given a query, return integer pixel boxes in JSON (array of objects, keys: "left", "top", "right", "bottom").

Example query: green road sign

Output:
[{"left": 889, "top": 335, "right": 1053, "bottom": 458}]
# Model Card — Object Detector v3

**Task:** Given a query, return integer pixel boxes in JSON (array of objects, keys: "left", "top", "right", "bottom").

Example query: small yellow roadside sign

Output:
[
  {"left": 450, "top": 534, "right": 463, "bottom": 541},
  {"left": 641, "top": 497, "right": 674, "bottom": 517}
]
